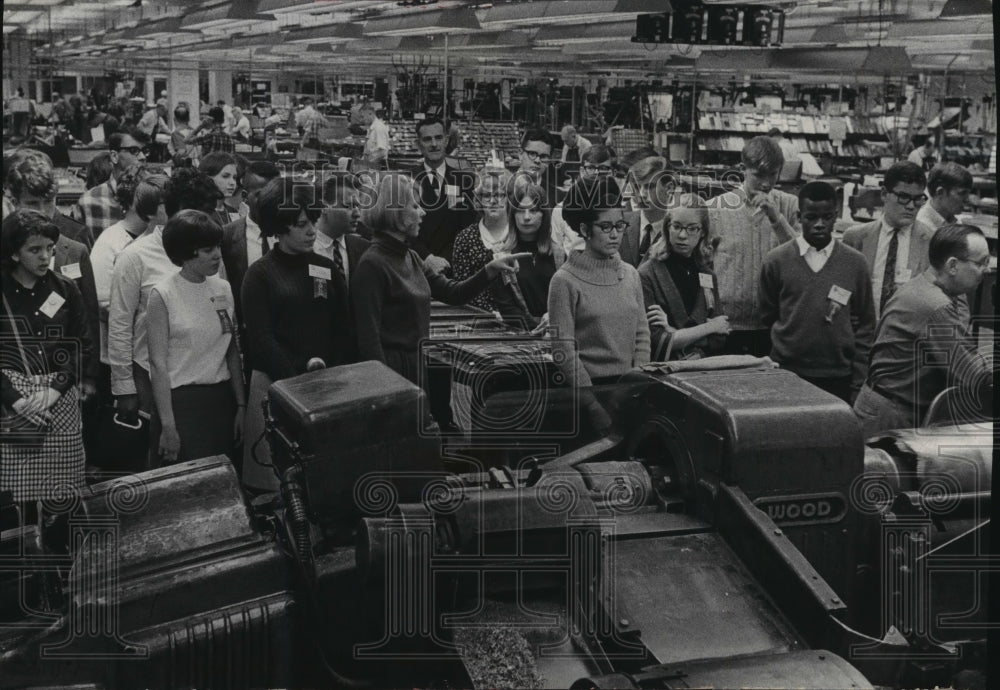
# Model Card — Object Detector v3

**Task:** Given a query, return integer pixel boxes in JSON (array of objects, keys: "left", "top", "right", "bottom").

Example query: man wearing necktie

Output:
[
  {"left": 620, "top": 155, "right": 675, "bottom": 268},
  {"left": 843, "top": 161, "right": 934, "bottom": 321},
  {"left": 314, "top": 170, "right": 369, "bottom": 295},
  {"left": 409, "top": 117, "right": 477, "bottom": 274}
]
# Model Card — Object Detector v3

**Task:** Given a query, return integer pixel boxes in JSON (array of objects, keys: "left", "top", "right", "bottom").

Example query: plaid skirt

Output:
[{"left": 0, "top": 370, "right": 85, "bottom": 503}]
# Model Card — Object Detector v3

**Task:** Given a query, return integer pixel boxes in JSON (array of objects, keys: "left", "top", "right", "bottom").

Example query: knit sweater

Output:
[
  {"left": 240, "top": 247, "right": 353, "bottom": 381},
  {"left": 547, "top": 251, "right": 650, "bottom": 388},
  {"left": 350, "top": 232, "right": 491, "bottom": 366},
  {"left": 759, "top": 240, "right": 875, "bottom": 386}
]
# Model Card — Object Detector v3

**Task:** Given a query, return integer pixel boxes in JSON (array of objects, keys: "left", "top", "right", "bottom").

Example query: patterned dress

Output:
[{"left": 452, "top": 222, "right": 506, "bottom": 312}]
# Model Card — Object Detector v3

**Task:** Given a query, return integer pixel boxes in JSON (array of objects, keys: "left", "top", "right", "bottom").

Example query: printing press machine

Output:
[{"left": 0, "top": 349, "right": 991, "bottom": 688}]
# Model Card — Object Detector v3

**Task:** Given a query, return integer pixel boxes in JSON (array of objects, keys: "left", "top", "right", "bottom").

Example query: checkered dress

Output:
[{"left": 0, "top": 371, "right": 84, "bottom": 503}]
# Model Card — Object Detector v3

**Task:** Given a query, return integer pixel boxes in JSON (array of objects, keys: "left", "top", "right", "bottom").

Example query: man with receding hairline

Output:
[{"left": 853, "top": 223, "right": 992, "bottom": 435}]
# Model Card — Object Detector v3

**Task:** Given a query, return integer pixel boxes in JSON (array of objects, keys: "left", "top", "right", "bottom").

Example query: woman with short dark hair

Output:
[
  {"left": 1, "top": 209, "right": 93, "bottom": 510},
  {"left": 146, "top": 210, "right": 245, "bottom": 464},
  {"left": 240, "top": 175, "right": 353, "bottom": 490},
  {"left": 548, "top": 177, "right": 650, "bottom": 432}
]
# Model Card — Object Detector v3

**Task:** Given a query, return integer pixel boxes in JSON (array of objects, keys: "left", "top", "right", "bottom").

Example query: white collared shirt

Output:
[
  {"left": 795, "top": 235, "right": 834, "bottom": 273},
  {"left": 313, "top": 232, "right": 349, "bottom": 283},
  {"left": 872, "top": 218, "right": 912, "bottom": 317},
  {"left": 478, "top": 220, "right": 509, "bottom": 256},
  {"left": 423, "top": 161, "right": 446, "bottom": 190},
  {"left": 915, "top": 202, "right": 949, "bottom": 230},
  {"left": 638, "top": 212, "right": 665, "bottom": 247}
]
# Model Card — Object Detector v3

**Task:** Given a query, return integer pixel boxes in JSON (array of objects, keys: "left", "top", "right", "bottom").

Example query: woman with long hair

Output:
[
  {"left": 198, "top": 151, "right": 240, "bottom": 228},
  {"left": 147, "top": 210, "right": 246, "bottom": 464},
  {"left": 639, "top": 193, "right": 730, "bottom": 361},
  {"left": 1, "top": 209, "right": 93, "bottom": 515},
  {"left": 491, "top": 177, "right": 556, "bottom": 329}
]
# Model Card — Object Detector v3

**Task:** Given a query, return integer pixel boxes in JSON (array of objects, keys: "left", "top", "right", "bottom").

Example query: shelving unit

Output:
[{"left": 694, "top": 109, "right": 892, "bottom": 168}]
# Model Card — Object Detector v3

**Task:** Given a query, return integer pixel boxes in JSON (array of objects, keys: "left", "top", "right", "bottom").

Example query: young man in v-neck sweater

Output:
[{"left": 759, "top": 182, "right": 875, "bottom": 403}]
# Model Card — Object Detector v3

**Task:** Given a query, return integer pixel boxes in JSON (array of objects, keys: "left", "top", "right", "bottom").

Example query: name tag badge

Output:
[
  {"left": 209, "top": 293, "right": 232, "bottom": 309},
  {"left": 39, "top": 292, "right": 66, "bottom": 318},
  {"left": 698, "top": 273, "right": 715, "bottom": 289},
  {"left": 308, "top": 264, "right": 332, "bottom": 281},
  {"left": 895, "top": 268, "right": 912, "bottom": 284},
  {"left": 217, "top": 309, "right": 235, "bottom": 335},
  {"left": 828, "top": 285, "right": 852, "bottom": 306},
  {"left": 60, "top": 262, "right": 82, "bottom": 280}
]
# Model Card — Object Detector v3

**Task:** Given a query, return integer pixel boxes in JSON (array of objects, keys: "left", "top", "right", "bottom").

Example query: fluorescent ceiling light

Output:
[
  {"left": 533, "top": 21, "right": 634, "bottom": 46},
  {"left": 181, "top": 2, "right": 276, "bottom": 30},
  {"left": 479, "top": 0, "right": 667, "bottom": 29},
  {"left": 885, "top": 17, "right": 992, "bottom": 39},
  {"left": 362, "top": 8, "right": 481, "bottom": 36},
  {"left": 286, "top": 22, "right": 363, "bottom": 43},
  {"left": 938, "top": 0, "right": 993, "bottom": 18}
]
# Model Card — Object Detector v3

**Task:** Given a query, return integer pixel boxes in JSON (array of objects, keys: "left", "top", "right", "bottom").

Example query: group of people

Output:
[{"left": 1, "top": 116, "right": 992, "bottom": 520}]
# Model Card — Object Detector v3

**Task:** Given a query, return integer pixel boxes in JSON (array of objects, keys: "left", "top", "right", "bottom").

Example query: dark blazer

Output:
[
  {"left": 617, "top": 210, "right": 652, "bottom": 268},
  {"left": 842, "top": 219, "right": 933, "bottom": 281},
  {"left": 344, "top": 233, "right": 370, "bottom": 282},
  {"left": 53, "top": 233, "right": 100, "bottom": 384},
  {"left": 54, "top": 211, "right": 94, "bottom": 250},
  {"left": 221, "top": 216, "right": 269, "bottom": 323},
  {"left": 409, "top": 162, "right": 478, "bottom": 263}
]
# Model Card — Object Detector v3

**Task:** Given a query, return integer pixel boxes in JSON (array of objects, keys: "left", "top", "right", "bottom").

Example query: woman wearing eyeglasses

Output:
[
  {"left": 548, "top": 176, "right": 650, "bottom": 433},
  {"left": 451, "top": 166, "right": 512, "bottom": 312},
  {"left": 639, "top": 193, "right": 729, "bottom": 361},
  {"left": 550, "top": 145, "right": 615, "bottom": 267}
]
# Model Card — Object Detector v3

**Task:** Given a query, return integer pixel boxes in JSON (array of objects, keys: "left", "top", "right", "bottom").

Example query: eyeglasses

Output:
[
  {"left": 668, "top": 222, "right": 703, "bottom": 236},
  {"left": 522, "top": 150, "right": 552, "bottom": 164},
  {"left": 888, "top": 190, "right": 927, "bottom": 207},
  {"left": 116, "top": 145, "right": 148, "bottom": 156},
  {"left": 958, "top": 256, "right": 991, "bottom": 270},
  {"left": 582, "top": 164, "right": 613, "bottom": 174},
  {"left": 478, "top": 193, "right": 506, "bottom": 202},
  {"left": 593, "top": 220, "right": 630, "bottom": 234}
]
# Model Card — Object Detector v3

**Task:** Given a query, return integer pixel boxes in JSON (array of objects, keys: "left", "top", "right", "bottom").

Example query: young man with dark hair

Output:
[
  {"left": 854, "top": 223, "right": 991, "bottom": 435},
  {"left": 708, "top": 135, "right": 800, "bottom": 357},
  {"left": 843, "top": 161, "right": 934, "bottom": 320},
  {"left": 409, "top": 116, "right": 477, "bottom": 272},
  {"left": 188, "top": 106, "right": 235, "bottom": 156},
  {"left": 917, "top": 162, "right": 973, "bottom": 229},
  {"left": 759, "top": 182, "right": 875, "bottom": 402},
  {"left": 72, "top": 127, "right": 150, "bottom": 240},
  {"left": 621, "top": 155, "right": 675, "bottom": 268}
]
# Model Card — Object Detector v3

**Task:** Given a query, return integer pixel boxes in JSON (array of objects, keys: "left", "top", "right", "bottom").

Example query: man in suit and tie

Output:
[
  {"left": 843, "top": 161, "right": 934, "bottom": 321},
  {"left": 409, "top": 116, "right": 477, "bottom": 274},
  {"left": 221, "top": 160, "right": 281, "bottom": 381},
  {"left": 619, "top": 155, "right": 676, "bottom": 268},
  {"left": 315, "top": 171, "right": 370, "bottom": 294}
]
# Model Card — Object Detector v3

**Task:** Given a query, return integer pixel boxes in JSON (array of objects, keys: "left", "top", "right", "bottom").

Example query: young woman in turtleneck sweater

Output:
[
  {"left": 639, "top": 193, "right": 730, "bottom": 361},
  {"left": 490, "top": 178, "right": 556, "bottom": 330},
  {"left": 351, "top": 172, "right": 527, "bottom": 384},
  {"left": 240, "top": 176, "right": 353, "bottom": 491},
  {"left": 547, "top": 177, "right": 650, "bottom": 432}
]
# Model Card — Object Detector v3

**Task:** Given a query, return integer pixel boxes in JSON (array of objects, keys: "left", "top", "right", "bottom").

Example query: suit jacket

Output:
[
  {"left": 618, "top": 211, "right": 662, "bottom": 268},
  {"left": 53, "top": 234, "right": 100, "bottom": 384},
  {"left": 842, "top": 219, "right": 933, "bottom": 281},
  {"left": 344, "top": 233, "right": 370, "bottom": 280},
  {"left": 221, "top": 216, "right": 269, "bottom": 322},
  {"left": 54, "top": 211, "right": 94, "bottom": 251},
  {"left": 410, "top": 162, "right": 478, "bottom": 263}
]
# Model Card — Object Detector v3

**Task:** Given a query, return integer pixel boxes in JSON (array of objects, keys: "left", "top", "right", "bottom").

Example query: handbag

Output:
[{"left": 1, "top": 294, "right": 48, "bottom": 447}]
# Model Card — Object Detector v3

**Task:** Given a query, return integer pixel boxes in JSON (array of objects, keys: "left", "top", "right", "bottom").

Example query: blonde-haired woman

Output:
[
  {"left": 639, "top": 193, "right": 730, "bottom": 361},
  {"left": 451, "top": 166, "right": 512, "bottom": 312},
  {"left": 351, "top": 172, "right": 526, "bottom": 383}
]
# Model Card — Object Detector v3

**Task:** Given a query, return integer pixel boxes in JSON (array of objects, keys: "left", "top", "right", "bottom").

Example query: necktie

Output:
[
  {"left": 880, "top": 228, "right": 900, "bottom": 313},
  {"left": 333, "top": 237, "right": 346, "bottom": 282},
  {"left": 639, "top": 224, "right": 653, "bottom": 260}
]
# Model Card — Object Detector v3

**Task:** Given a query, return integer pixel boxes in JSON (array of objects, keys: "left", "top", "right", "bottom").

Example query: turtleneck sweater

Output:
[
  {"left": 350, "top": 231, "right": 491, "bottom": 382},
  {"left": 240, "top": 246, "right": 353, "bottom": 381},
  {"left": 547, "top": 251, "right": 650, "bottom": 388}
]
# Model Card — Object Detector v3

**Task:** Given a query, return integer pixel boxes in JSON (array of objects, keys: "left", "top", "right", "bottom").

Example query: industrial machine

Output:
[{"left": 0, "top": 360, "right": 990, "bottom": 689}]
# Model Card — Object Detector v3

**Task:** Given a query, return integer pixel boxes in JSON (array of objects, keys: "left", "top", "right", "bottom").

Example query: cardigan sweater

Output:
[
  {"left": 350, "top": 232, "right": 491, "bottom": 368},
  {"left": 759, "top": 239, "right": 875, "bottom": 387},
  {"left": 548, "top": 251, "right": 650, "bottom": 388},
  {"left": 240, "top": 247, "right": 353, "bottom": 381},
  {"left": 639, "top": 256, "right": 721, "bottom": 361}
]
